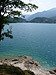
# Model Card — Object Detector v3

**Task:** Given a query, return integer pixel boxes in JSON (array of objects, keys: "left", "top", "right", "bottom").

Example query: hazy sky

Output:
[{"left": 21, "top": 0, "right": 56, "bottom": 14}]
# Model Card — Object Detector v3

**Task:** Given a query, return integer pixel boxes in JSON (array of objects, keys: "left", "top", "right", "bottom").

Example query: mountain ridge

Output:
[
  {"left": 26, "top": 8, "right": 56, "bottom": 21},
  {"left": 30, "top": 17, "right": 56, "bottom": 23}
]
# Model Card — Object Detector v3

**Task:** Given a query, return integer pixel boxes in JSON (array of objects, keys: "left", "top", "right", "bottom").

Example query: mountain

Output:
[
  {"left": 50, "top": 16, "right": 56, "bottom": 20},
  {"left": 20, "top": 14, "right": 31, "bottom": 20},
  {"left": 30, "top": 17, "right": 56, "bottom": 23},
  {"left": 9, "top": 17, "right": 26, "bottom": 23},
  {"left": 26, "top": 8, "right": 56, "bottom": 21},
  {"left": 18, "top": 18, "right": 26, "bottom": 22},
  {"left": 8, "top": 8, "right": 56, "bottom": 23}
]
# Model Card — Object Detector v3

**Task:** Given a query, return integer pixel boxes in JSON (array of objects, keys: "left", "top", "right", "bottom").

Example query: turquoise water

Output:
[{"left": 0, "top": 23, "right": 56, "bottom": 70}]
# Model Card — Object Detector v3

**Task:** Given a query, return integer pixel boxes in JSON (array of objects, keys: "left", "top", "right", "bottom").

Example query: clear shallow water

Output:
[{"left": 0, "top": 23, "right": 56, "bottom": 70}]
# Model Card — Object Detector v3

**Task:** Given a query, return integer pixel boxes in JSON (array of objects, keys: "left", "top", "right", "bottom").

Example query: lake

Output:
[{"left": 0, "top": 23, "right": 56, "bottom": 70}]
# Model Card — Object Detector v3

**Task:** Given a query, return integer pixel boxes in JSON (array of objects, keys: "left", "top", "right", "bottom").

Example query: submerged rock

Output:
[{"left": 23, "top": 56, "right": 32, "bottom": 60}]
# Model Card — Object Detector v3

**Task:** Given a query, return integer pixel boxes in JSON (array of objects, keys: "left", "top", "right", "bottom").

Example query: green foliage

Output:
[
  {"left": 0, "top": 64, "right": 25, "bottom": 75},
  {"left": 0, "top": 0, "right": 38, "bottom": 20},
  {"left": 0, "top": 0, "right": 38, "bottom": 40},
  {"left": 24, "top": 70, "right": 35, "bottom": 75},
  {"left": 2, "top": 17, "right": 9, "bottom": 24},
  {"left": 0, "top": 64, "right": 35, "bottom": 75}
]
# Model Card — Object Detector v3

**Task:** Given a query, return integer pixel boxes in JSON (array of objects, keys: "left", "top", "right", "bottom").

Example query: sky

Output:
[{"left": 21, "top": 0, "right": 56, "bottom": 14}]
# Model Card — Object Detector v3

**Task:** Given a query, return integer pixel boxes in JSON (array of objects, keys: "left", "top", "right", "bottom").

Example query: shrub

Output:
[{"left": 0, "top": 64, "right": 35, "bottom": 75}]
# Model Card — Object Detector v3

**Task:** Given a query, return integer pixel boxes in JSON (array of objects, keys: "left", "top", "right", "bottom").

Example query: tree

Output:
[{"left": 0, "top": 0, "right": 38, "bottom": 40}]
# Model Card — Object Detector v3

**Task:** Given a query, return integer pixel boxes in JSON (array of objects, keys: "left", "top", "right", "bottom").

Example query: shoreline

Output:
[
  {"left": 0, "top": 54, "right": 55, "bottom": 71},
  {"left": 0, "top": 55, "right": 55, "bottom": 75}
]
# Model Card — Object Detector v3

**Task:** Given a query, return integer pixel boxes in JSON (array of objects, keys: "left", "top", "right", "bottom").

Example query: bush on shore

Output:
[{"left": 0, "top": 64, "right": 35, "bottom": 75}]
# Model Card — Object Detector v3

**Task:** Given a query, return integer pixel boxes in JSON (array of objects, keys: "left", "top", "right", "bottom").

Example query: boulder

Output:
[
  {"left": 18, "top": 59, "right": 23, "bottom": 63},
  {"left": 25, "top": 60, "right": 34, "bottom": 64},
  {"left": 49, "top": 68, "right": 56, "bottom": 74},
  {"left": 14, "top": 61, "right": 19, "bottom": 64},
  {"left": 34, "top": 61, "right": 38, "bottom": 66},
  {"left": 52, "top": 68, "right": 56, "bottom": 72},
  {"left": 29, "top": 60, "right": 34, "bottom": 64},
  {"left": 23, "top": 56, "right": 28, "bottom": 59},
  {"left": 5, "top": 59, "right": 7, "bottom": 60},
  {"left": 49, "top": 71, "right": 55, "bottom": 74},
  {"left": 0, "top": 62, "right": 3, "bottom": 65},
  {"left": 12, "top": 59, "right": 18, "bottom": 61}
]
